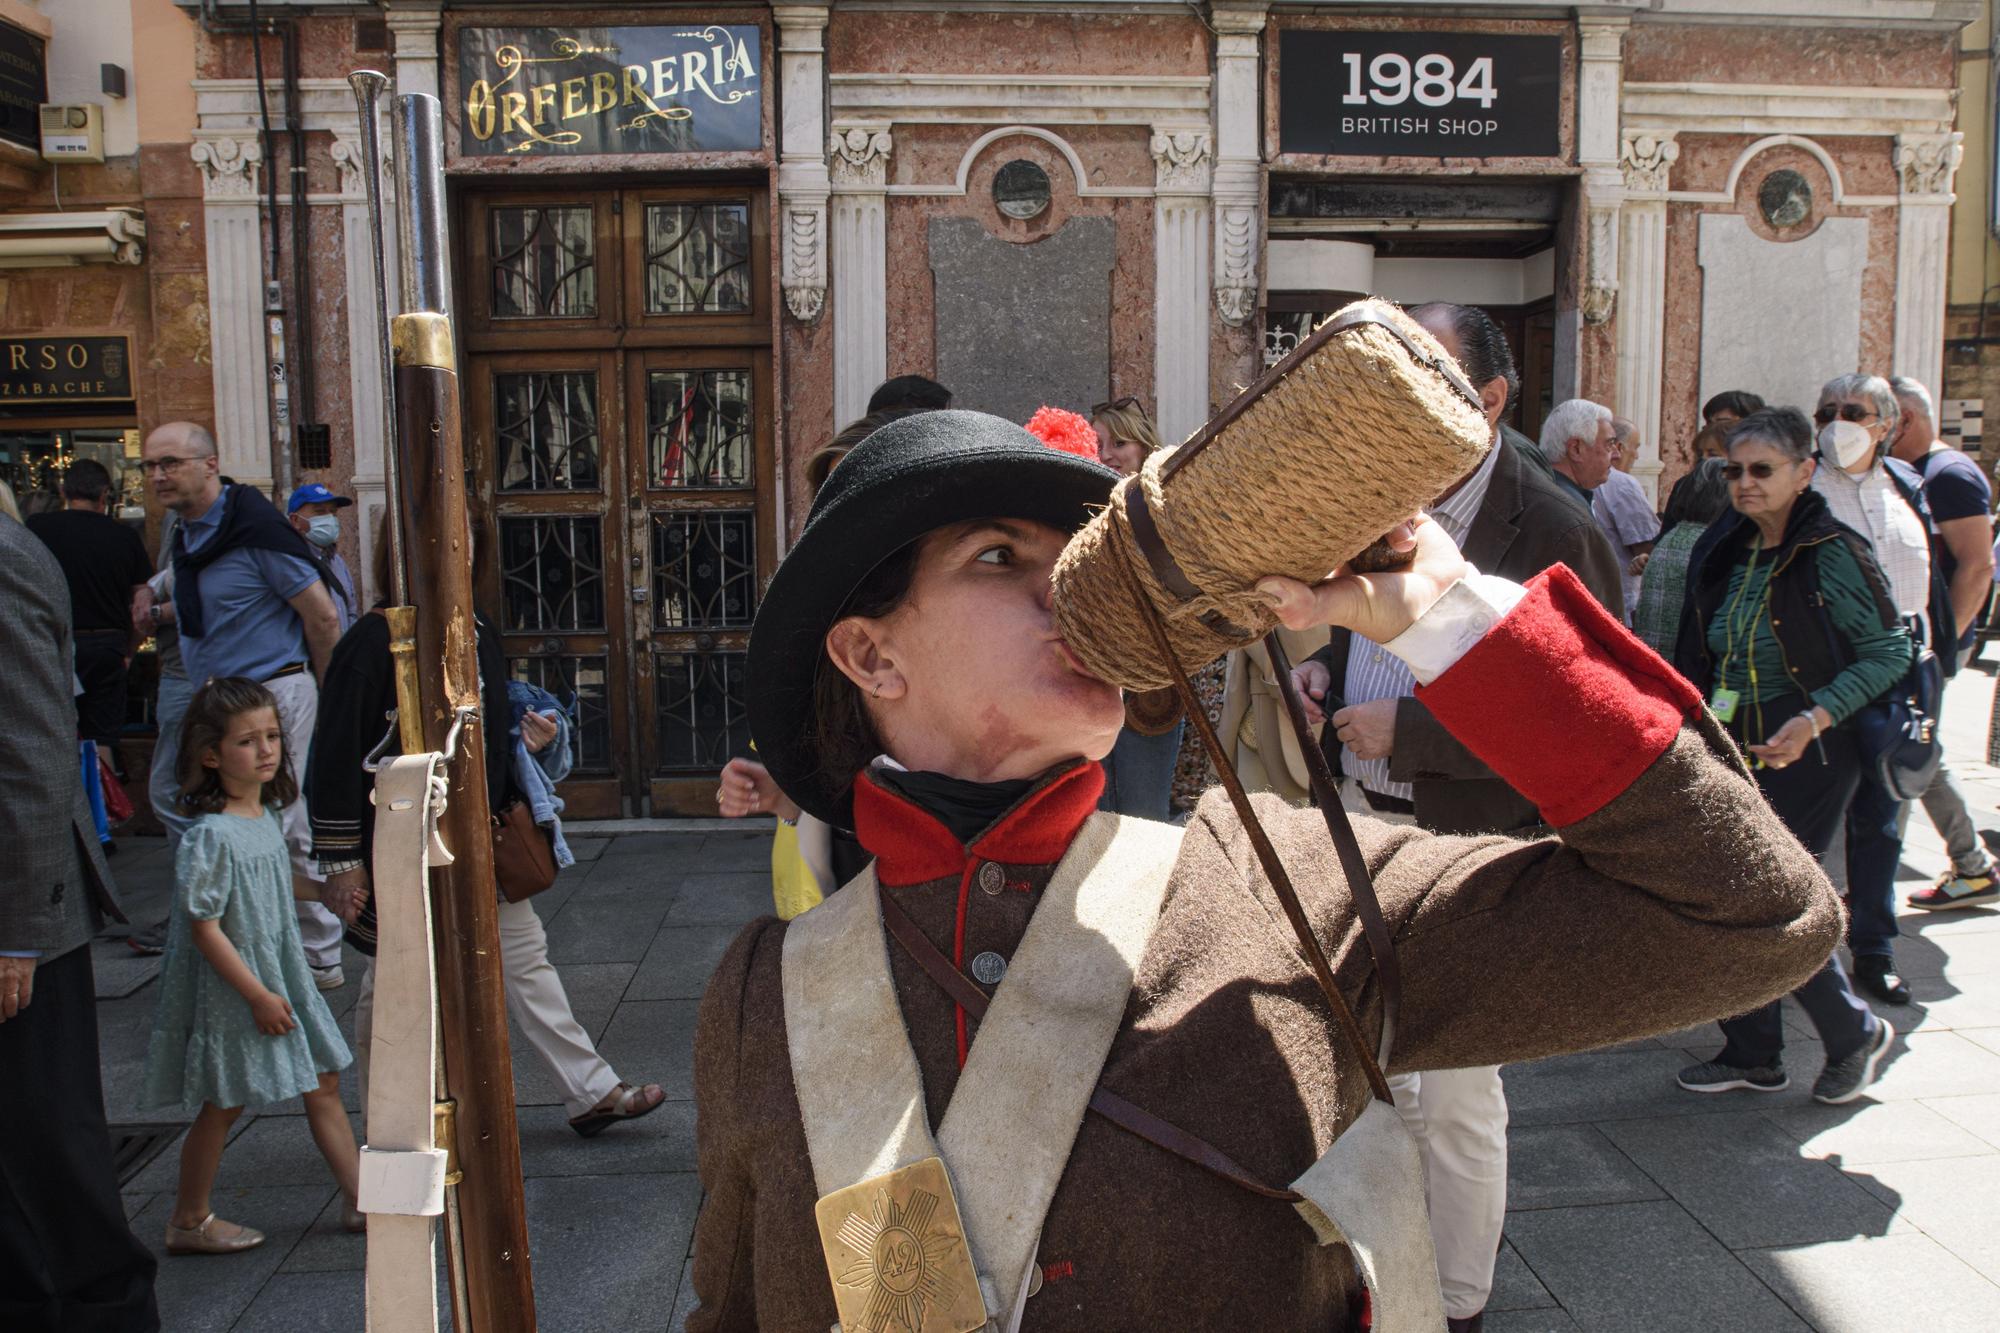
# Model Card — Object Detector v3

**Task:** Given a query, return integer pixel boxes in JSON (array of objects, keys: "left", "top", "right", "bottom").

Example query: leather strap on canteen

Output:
[
  {"left": 1109, "top": 539, "right": 1397, "bottom": 1105},
  {"left": 877, "top": 890, "right": 1304, "bottom": 1204},
  {"left": 1262, "top": 634, "right": 1403, "bottom": 1072},
  {"left": 1123, "top": 477, "right": 1255, "bottom": 640}
]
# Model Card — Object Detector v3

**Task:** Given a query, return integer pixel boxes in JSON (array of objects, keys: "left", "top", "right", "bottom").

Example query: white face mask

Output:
[
  {"left": 1818, "top": 419, "right": 1875, "bottom": 470},
  {"left": 305, "top": 514, "right": 341, "bottom": 548}
]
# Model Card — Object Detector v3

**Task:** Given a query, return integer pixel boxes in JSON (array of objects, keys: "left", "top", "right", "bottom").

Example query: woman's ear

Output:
[{"left": 826, "top": 617, "right": 907, "bottom": 701}]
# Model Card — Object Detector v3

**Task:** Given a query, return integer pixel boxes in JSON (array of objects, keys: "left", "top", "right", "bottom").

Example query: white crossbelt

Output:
[
  {"left": 359, "top": 752, "right": 454, "bottom": 1333},
  {"left": 783, "top": 812, "right": 1182, "bottom": 1332}
]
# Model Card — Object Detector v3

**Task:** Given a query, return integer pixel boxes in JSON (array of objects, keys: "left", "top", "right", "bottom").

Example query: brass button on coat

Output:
[{"left": 977, "top": 862, "right": 1005, "bottom": 895}]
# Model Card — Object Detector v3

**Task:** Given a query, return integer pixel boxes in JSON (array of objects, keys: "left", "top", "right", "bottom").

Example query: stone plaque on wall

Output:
[
  {"left": 1697, "top": 214, "right": 1868, "bottom": 420},
  {"left": 928, "top": 217, "right": 1116, "bottom": 426}
]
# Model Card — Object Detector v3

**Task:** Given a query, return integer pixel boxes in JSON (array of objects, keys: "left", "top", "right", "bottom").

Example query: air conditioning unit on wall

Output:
[{"left": 39, "top": 105, "right": 104, "bottom": 165}]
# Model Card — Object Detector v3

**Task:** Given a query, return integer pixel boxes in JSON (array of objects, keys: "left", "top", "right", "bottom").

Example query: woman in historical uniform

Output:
[{"left": 686, "top": 409, "right": 1840, "bottom": 1332}]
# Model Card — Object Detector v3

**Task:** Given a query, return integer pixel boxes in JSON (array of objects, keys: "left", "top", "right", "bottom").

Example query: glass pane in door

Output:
[
  {"left": 651, "top": 511, "right": 756, "bottom": 630},
  {"left": 653, "top": 650, "right": 749, "bottom": 772},
  {"left": 509, "top": 655, "right": 613, "bottom": 771},
  {"left": 499, "top": 516, "right": 606, "bottom": 631},
  {"left": 643, "top": 203, "right": 751, "bottom": 314},
  {"left": 646, "top": 368, "right": 752, "bottom": 488},
  {"left": 495, "top": 371, "right": 601, "bottom": 490},
  {"left": 492, "top": 206, "right": 597, "bottom": 318}
]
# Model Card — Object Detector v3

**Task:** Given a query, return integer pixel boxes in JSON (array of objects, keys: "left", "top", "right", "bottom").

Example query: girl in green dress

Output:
[{"left": 142, "top": 678, "right": 358, "bottom": 1255}]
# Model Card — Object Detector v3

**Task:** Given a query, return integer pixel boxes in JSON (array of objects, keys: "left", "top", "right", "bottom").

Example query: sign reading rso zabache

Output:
[
  {"left": 1, "top": 336, "right": 134, "bottom": 403},
  {"left": 1279, "top": 30, "right": 1561, "bottom": 160},
  {"left": 459, "top": 26, "right": 761, "bottom": 157}
]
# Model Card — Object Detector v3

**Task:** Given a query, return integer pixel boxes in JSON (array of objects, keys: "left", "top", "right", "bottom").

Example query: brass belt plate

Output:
[{"left": 815, "top": 1156, "right": 989, "bottom": 1333}]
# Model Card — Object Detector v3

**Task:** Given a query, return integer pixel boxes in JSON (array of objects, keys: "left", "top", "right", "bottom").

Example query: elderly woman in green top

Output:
[
  {"left": 1670, "top": 406, "right": 1905, "bottom": 1104},
  {"left": 1632, "top": 457, "right": 1731, "bottom": 656}
]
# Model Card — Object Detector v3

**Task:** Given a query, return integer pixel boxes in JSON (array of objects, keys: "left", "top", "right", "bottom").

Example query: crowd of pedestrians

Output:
[{"left": 6, "top": 303, "right": 2000, "bottom": 1330}]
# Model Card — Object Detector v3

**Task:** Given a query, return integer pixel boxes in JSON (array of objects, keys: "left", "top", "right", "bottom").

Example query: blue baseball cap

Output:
[{"left": 287, "top": 482, "right": 354, "bottom": 514}]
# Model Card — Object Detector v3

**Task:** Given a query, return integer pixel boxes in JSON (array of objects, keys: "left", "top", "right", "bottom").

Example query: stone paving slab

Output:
[
  {"left": 1762, "top": 1097, "right": 1998, "bottom": 1166},
  {"left": 133, "top": 1184, "right": 338, "bottom": 1332},
  {"left": 520, "top": 1171, "right": 703, "bottom": 1332},
  {"left": 1504, "top": 1123, "right": 1664, "bottom": 1211},
  {"left": 628, "top": 924, "right": 743, "bottom": 1001},
  {"left": 1487, "top": 1239, "right": 1558, "bottom": 1312},
  {"left": 1505, "top": 1200, "right": 1812, "bottom": 1331},
  {"left": 1740, "top": 1233, "right": 2000, "bottom": 1333},
  {"left": 1597, "top": 1111, "right": 1904, "bottom": 1249},
  {"left": 1846, "top": 1153, "right": 2000, "bottom": 1284},
  {"left": 665, "top": 870, "right": 777, "bottom": 925}
]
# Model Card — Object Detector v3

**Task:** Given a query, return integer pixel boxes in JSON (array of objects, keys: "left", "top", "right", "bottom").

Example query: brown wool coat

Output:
[{"left": 687, "top": 712, "right": 1842, "bottom": 1332}]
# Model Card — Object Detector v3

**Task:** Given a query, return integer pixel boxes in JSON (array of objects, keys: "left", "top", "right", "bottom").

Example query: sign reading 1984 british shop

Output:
[
  {"left": 1279, "top": 30, "right": 1561, "bottom": 159},
  {"left": 460, "top": 26, "right": 761, "bottom": 156}
]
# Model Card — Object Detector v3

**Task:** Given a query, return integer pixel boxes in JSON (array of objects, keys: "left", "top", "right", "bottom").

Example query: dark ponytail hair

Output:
[{"left": 175, "top": 676, "right": 299, "bottom": 815}]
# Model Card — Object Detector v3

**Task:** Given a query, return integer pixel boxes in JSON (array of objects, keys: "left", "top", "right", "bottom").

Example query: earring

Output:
[{"left": 871, "top": 682, "right": 881, "bottom": 699}]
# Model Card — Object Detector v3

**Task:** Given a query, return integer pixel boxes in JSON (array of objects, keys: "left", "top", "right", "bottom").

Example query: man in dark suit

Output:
[
  {"left": 0, "top": 512, "right": 159, "bottom": 1331},
  {"left": 1290, "top": 302, "right": 1624, "bottom": 1333}
]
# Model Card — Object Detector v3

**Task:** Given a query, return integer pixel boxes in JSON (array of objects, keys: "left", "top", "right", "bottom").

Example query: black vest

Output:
[{"left": 1673, "top": 488, "right": 1901, "bottom": 707}]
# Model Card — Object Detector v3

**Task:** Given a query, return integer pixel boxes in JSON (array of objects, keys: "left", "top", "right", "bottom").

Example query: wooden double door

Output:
[{"left": 459, "top": 184, "right": 773, "bottom": 817}]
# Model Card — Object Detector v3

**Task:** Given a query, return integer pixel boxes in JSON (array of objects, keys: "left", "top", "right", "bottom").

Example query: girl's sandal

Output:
[
  {"left": 567, "top": 1081, "right": 666, "bottom": 1139},
  {"left": 165, "top": 1213, "right": 266, "bottom": 1255}
]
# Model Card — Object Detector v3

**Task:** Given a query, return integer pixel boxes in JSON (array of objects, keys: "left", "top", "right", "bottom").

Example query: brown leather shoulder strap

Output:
[{"left": 877, "top": 888, "right": 1303, "bottom": 1203}]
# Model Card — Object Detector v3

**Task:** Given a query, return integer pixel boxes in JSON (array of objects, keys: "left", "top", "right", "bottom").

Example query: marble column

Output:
[
  {"left": 191, "top": 132, "right": 273, "bottom": 493},
  {"left": 332, "top": 128, "right": 398, "bottom": 605},
  {"left": 1616, "top": 130, "right": 1679, "bottom": 504},
  {"left": 1152, "top": 130, "right": 1212, "bottom": 448},
  {"left": 775, "top": 7, "right": 830, "bottom": 328},
  {"left": 829, "top": 124, "right": 891, "bottom": 426},
  {"left": 1209, "top": 4, "right": 1266, "bottom": 328},
  {"left": 1893, "top": 132, "right": 1964, "bottom": 407},
  {"left": 385, "top": 3, "right": 443, "bottom": 100}
]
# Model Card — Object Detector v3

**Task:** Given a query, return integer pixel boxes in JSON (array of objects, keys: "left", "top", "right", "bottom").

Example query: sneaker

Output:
[
  {"left": 1814, "top": 1017, "right": 1895, "bottom": 1105},
  {"left": 311, "top": 964, "right": 344, "bottom": 992},
  {"left": 1908, "top": 869, "right": 2000, "bottom": 912},
  {"left": 1677, "top": 1059, "right": 1789, "bottom": 1094},
  {"left": 1853, "top": 955, "right": 1912, "bottom": 1006}
]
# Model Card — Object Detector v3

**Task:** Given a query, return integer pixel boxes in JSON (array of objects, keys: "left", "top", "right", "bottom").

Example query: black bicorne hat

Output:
[{"left": 746, "top": 410, "right": 1117, "bottom": 828}]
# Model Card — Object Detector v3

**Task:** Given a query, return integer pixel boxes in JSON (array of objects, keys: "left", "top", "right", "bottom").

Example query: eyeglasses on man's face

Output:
[
  {"left": 139, "top": 455, "right": 208, "bottom": 475},
  {"left": 1813, "top": 403, "right": 1877, "bottom": 426},
  {"left": 1722, "top": 461, "right": 1787, "bottom": 482}
]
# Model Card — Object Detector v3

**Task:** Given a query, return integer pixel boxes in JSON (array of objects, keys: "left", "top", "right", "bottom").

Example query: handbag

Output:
[
  {"left": 490, "top": 798, "right": 558, "bottom": 903},
  {"left": 1853, "top": 645, "right": 1943, "bottom": 801}
]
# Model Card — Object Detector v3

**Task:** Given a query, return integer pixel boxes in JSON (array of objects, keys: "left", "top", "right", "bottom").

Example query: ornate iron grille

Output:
[
  {"left": 643, "top": 203, "right": 751, "bottom": 314},
  {"left": 651, "top": 511, "right": 756, "bottom": 629},
  {"left": 653, "top": 650, "right": 750, "bottom": 773},
  {"left": 492, "top": 206, "right": 597, "bottom": 318},
  {"left": 506, "top": 655, "right": 612, "bottom": 771},
  {"left": 500, "top": 516, "right": 605, "bottom": 632},
  {"left": 647, "top": 368, "right": 753, "bottom": 488},
  {"left": 494, "top": 371, "right": 601, "bottom": 491}
]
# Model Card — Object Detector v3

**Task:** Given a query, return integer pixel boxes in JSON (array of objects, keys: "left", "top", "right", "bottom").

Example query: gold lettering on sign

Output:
[{"left": 462, "top": 27, "right": 756, "bottom": 152}]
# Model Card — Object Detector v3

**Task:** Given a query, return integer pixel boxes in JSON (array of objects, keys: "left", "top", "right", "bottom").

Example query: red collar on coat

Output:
[{"left": 852, "top": 760, "right": 1107, "bottom": 887}]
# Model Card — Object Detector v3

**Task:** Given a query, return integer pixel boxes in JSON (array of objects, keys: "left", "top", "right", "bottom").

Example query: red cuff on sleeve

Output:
[{"left": 1414, "top": 563, "right": 1702, "bottom": 827}]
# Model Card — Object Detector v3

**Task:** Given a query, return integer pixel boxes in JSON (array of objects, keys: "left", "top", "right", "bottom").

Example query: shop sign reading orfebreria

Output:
[
  {"left": 459, "top": 25, "right": 761, "bottom": 156},
  {"left": 1279, "top": 30, "right": 1561, "bottom": 159}
]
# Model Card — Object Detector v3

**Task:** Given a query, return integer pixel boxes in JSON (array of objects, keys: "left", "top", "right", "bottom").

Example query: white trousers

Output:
[
  {"left": 1343, "top": 784, "right": 1508, "bottom": 1319},
  {"left": 1387, "top": 1066, "right": 1509, "bottom": 1319},
  {"left": 353, "top": 897, "right": 621, "bottom": 1118},
  {"left": 263, "top": 671, "right": 343, "bottom": 969}
]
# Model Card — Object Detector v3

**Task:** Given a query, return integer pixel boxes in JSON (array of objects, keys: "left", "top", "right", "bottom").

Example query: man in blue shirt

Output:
[
  {"left": 1888, "top": 377, "right": 2000, "bottom": 911},
  {"left": 141, "top": 423, "right": 348, "bottom": 987},
  {"left": 1540, "top": 398, "right": 1619, "bottom": 512}
]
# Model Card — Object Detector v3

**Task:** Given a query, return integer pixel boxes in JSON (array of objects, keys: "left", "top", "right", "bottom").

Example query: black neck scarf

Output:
[{"left": 872, "top": 767, "right": 1039, "bottom": 846}]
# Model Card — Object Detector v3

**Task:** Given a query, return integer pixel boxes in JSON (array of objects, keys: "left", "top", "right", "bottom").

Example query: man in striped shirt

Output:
[{"left": 1291, "top": 303, "right": 1624, "bottom": 1333}]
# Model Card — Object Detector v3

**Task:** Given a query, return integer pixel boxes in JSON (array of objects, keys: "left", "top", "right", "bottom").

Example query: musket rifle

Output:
[{"left": 353, "top": 81, "right": 537, "bottom": 1333}]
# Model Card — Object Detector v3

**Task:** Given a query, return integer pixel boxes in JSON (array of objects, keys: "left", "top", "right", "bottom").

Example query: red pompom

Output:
[{"left": 1024, "top": 406, "right": 1102, "bottom": 460}]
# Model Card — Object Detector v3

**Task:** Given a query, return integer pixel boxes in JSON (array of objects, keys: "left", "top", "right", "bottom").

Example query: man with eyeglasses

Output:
[
  {"left": 139, "top": 423, "right": 349, "bottom": 990},
  {"left": 1809, "top": 375, "right": 1936, "bottom": 1006}
]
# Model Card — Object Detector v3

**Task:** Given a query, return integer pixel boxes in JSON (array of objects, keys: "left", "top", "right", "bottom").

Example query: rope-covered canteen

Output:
[{"left": 1052, "top": 299, "right": 1490, "bottom": 691}]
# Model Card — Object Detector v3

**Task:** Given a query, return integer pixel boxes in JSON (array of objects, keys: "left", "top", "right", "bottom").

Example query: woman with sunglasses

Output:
[{"left": 1672, "top": 407, "right": 1905, "bottom": 1104}]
